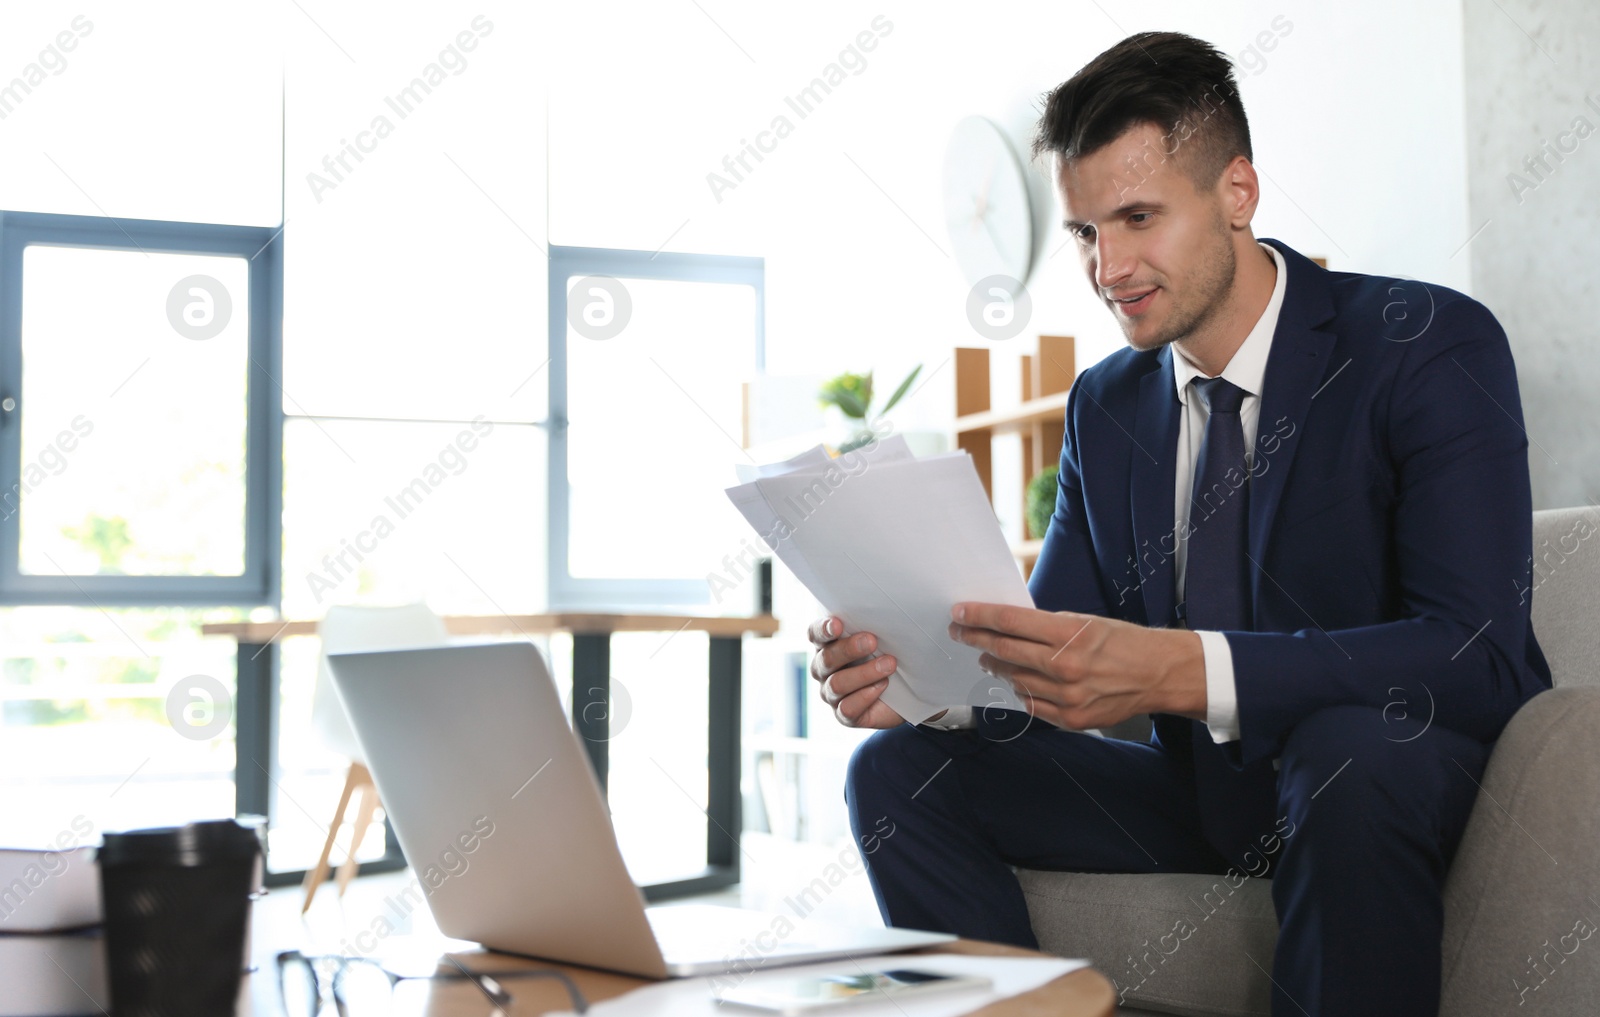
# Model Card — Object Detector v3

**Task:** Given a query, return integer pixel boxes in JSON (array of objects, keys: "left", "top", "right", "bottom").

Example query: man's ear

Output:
[{"left": 1217, "top": 155, "right": 1260, "bottom": 229}]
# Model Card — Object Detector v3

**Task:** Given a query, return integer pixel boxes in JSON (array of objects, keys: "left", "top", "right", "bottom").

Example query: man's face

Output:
[{"left": 1057, "top": 121, "right": 1237, "bottom": 351}]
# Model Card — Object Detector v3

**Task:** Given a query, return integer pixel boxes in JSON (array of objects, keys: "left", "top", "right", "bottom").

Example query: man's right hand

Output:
[{"left": 806, "top": 616, "right": 907, "bottom": 729}]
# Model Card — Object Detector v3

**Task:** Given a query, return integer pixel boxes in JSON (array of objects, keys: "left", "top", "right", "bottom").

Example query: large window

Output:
[
  {"left": 547, "top": 246, "right": 764, "bottom": 610},
  {"left": 0, "top": 211, "right": 282, "bottom": 605},
  {"left": 0, "top": 211, "right": 281, "bottom": 857}
]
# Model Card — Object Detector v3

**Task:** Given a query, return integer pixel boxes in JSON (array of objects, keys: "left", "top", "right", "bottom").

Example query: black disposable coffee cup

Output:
[{"left": 97, "top": 818, "right": 263, "bottom": 1017}]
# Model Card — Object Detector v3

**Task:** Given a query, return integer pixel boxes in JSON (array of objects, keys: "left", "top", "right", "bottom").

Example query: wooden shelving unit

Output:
[{"left": 954, "top": 336, "right": 1075, "bottom": 582}]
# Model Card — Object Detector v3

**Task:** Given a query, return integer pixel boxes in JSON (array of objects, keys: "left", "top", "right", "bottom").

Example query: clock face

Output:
[{"left": 943, "top": 115, "right": 1034, "bottom": 295}]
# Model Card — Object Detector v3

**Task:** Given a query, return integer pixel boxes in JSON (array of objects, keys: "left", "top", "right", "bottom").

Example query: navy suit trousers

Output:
[{"left": 845, "top": 706, "right": 1490, "bottom": 1016}]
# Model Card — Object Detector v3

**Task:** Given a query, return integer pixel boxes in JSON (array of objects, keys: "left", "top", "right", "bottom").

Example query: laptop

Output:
[{"left": 325, "top": 640, "right": 955, "bottom": 978}]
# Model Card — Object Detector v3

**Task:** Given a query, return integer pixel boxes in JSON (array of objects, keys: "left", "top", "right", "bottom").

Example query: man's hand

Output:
[
  {"left": 948, "top": 603, "right": 1207, "bottom": 730},
  {"left": 807, "top": 616, "right": 906, "bottom": 729}
]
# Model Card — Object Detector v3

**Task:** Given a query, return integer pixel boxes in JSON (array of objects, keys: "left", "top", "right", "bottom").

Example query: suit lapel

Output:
[
  {"left": 1131, "top": 346, "right": 1181, "bottom": 628},
  {"left": 1124, "top": 240, "right": 1339, "bottom": 630},
  {"left": 1247, "top": 241, "right": 1337, "bottom": 618}
]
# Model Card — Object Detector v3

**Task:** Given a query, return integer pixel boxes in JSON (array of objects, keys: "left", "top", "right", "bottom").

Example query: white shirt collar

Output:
[{"left": 1172, "top": 241, "right": 1287, "bottom": 403}]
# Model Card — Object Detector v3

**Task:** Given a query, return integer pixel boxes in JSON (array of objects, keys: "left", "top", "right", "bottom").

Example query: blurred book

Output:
[
  {"left": 0, "top": 841, "right": 100, "bottom": 934},
  {"left": 0, "top": 929, "right": 108, "bottom": 1017},
  {"left": 0, "top": 828, "right": 108, "bottom": 1017}
]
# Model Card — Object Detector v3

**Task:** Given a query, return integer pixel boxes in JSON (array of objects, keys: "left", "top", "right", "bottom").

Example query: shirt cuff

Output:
[
  {"left": 921, "top": 705, "right": 976, "bottom": 730},
  {"left": 1196, "top": 630, "right": 1241, "bottom": 743}
]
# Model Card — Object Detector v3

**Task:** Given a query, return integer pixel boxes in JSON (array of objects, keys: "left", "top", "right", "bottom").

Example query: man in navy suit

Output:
[{"left": 808, "top": 31, "right": 1551, "bottom": 1016}]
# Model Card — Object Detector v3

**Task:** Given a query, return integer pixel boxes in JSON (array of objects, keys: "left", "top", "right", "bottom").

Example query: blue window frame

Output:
[
  {"left": 547, "top": 246, "right": 764, "bottom": 610},
  {"left": 0, "top": 210, "right": 283, "bottom": 605}
]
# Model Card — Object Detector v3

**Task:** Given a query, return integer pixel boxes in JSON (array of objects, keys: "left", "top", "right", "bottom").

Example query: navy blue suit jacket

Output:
[{"left": 1026, "top": 238, "right": 1552, "bottom": 779}]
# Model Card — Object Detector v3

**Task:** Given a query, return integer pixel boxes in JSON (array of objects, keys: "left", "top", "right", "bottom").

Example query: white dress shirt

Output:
[
  {"left": 923, "top": 242, "right": 1287, "bottom": 739},
  {"left": 1172, "top": 241, "right": 1287, "bottom": 743}
]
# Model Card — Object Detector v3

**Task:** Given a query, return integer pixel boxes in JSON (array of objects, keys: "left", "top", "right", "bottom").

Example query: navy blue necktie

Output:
[
  {"left": 1184, "top": 377, "right": 1250, "bottom": 630},
  {"left": 1180, "top": 375, "right": 1277, "bottom": 868}
]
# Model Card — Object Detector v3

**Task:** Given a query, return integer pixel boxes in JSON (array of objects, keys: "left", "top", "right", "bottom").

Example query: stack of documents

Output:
[{"left": 725, "top": 435, "right": 1034, "bottom": 724}]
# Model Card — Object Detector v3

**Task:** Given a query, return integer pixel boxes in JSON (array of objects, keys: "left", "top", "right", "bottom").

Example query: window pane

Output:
[
  {"left": 19, "top": 245, "right": 249, "bottom": 577},
  {"left": 0, "top": 606, "right": 238, "bottom": 839},
  {"left": 279, "top": 418, "right": 545, "bottom": 618},
  {"left": 565, "top": 277, "right": 756, "bottom": 581}
]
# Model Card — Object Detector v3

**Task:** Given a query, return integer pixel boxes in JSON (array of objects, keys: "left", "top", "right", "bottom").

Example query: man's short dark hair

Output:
[{"left": 1032, "top": 32, "right": 1252, "bottom": 192}]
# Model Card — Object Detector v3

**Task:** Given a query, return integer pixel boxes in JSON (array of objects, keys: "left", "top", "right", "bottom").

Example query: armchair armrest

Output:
[{"left": 1441, "top": 687, "right": 1600, "bottom": 1013}]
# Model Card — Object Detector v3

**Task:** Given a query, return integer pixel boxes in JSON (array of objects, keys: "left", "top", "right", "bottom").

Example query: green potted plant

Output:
[
  {"left": 1026, "top": 465, "right": 1059, "bottom": 540},
  {"left": 818, "top": 364, "right": 922, "bottom": 455}
]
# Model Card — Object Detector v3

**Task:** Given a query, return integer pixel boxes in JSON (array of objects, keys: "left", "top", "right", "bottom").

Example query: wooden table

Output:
[
  {"left": 203, "top": 610, "right": 779, "bottom": 900},
  {"left": 237, "top": 872, "right": 1115, "bottom": 1016},
  {"left": 346, "top": 941, "right": 1116, "bottom": 1016}
]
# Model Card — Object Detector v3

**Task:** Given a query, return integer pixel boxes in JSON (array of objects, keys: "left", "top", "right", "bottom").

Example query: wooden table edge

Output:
[
  {"left": 439, "top": 938, "right": 1113, "bottom": 1016},
  {"left": 915, "top": 939, "right": 1114, "bottom": 1016},
  {"left": 202, "top": 612, "right": 781, "bottom": 641}
]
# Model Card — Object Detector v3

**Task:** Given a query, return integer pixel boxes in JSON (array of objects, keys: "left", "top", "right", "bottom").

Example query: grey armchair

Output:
[{"left": 1018, "top": 505, "right": 1600, "bottom": 1016}]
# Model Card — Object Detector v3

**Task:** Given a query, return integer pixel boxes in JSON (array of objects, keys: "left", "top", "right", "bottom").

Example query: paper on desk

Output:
[
  {"left": 547, "top": 952, "right": 1089, "bottom": 1017},
  {"left": 725, "top": 437, "right": 1034, "bottom": 724}
]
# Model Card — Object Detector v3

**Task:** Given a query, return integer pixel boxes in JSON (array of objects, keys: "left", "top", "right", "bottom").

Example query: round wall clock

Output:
[{"left": 943, "top": 115, "right": 1034, "bottom": 295}]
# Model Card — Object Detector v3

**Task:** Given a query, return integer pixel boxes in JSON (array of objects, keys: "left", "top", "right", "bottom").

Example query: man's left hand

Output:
[{"left": 949, "top": 603, "right": 1207, "bottom": 730}]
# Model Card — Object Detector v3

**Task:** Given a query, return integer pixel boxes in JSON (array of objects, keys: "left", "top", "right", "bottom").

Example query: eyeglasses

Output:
[{"left": 276, "top": 950, "right": 590, "bottom": 1015}]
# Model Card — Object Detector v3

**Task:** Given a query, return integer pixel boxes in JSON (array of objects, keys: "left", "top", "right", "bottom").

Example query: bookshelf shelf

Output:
[
  {"left": 954, "top": 389, "right": 1072, "bottom": 436},
  {"left": 953, "top": 335, "right": 1076, "bottom": 583}
]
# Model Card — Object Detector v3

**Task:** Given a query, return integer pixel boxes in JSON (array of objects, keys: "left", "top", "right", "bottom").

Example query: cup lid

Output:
[{"left": 97, "top": 818, "right": 263, "bottom": 867}]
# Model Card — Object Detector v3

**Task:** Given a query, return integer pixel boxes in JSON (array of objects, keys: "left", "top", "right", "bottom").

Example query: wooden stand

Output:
[
  {"left": 301, "top": 761, "right": 381, "bottom": 913},
  {"left": 954, "top": 336, "right": 1077, "bottom": 582}
]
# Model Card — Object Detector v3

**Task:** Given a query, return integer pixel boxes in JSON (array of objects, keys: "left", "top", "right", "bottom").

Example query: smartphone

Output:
[{"left": 714, "top": 967, "right": 992, "bottom": 1014}]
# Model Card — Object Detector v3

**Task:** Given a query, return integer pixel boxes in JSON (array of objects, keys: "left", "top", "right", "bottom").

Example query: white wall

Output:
[
  {"left": 548, "top": 0, "right": 1473, "bottom": 435},
  {"left": 1462, "top": 0, "right": 1600, "bottom": 510}
]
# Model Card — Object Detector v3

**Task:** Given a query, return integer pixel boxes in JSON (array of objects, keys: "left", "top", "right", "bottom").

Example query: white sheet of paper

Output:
[
  {"left": 726, "top": 439, "right": 1034, "bottom": 724},
  {"left": 546, "top": 952, "right": 1091, "bottom": 1017},
  {"left": 733, "top": 440, "right": 850, "bottom": 484},
  {"left": 726, "top": 436, "right": 916, "bottom": 611}
]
